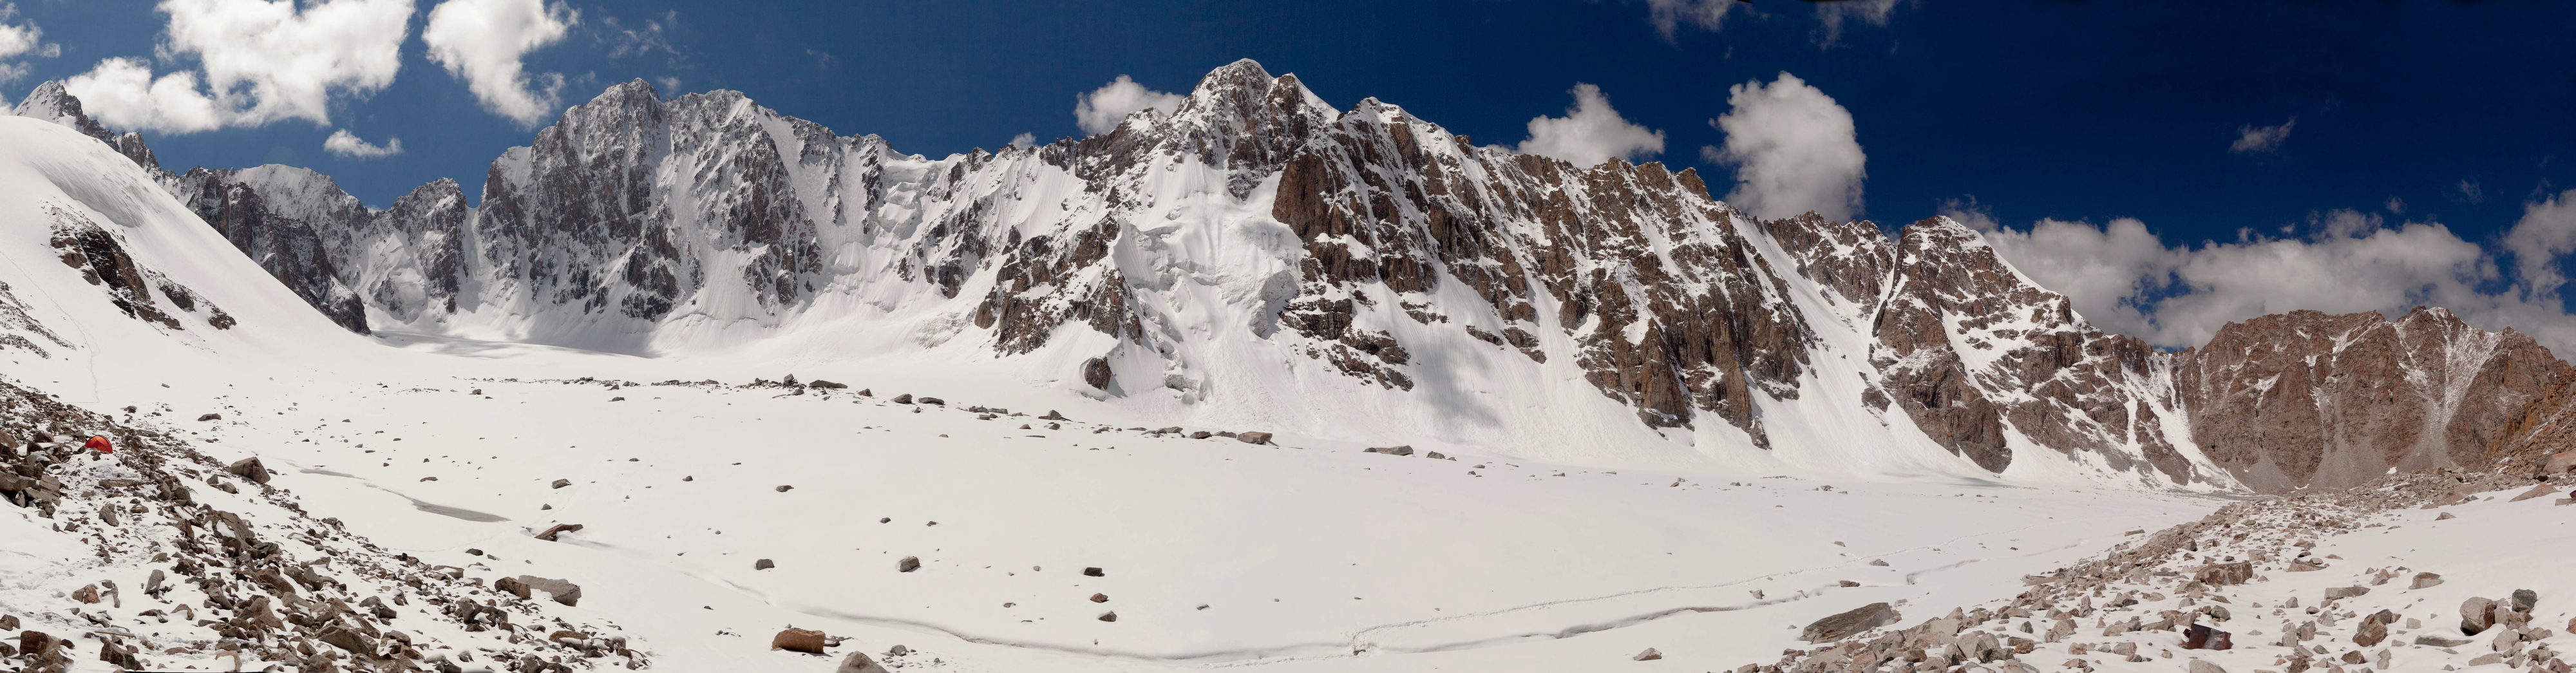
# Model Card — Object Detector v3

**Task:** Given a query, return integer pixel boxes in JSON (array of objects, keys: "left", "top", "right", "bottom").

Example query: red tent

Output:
[{"left": 82, "top": 435, "right": 112, "bottom": 453}]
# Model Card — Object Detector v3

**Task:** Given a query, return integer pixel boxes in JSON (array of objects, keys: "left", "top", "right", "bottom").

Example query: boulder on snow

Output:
[
  {"left": 918, "top": 397, "right": 944, "bottom": 405},
  {"left": 898, "top": 556, "right": 920, "bottom": 573},
  {"left": 196, "top": 413, "right": 221, "bottom": 421},
  {"left": 495, "top": 576, "right": 533, "bottom": 600},
  {"left": 771, "top": 628, "right": 827, "bottom": 653},
  {"left": 1236, "top": 431, "right": 1273, "bottom": 444},
  {"left": 551, "top": 479, "right": 571, "bottom": 489},
  {"left": 535, "top": 523, "right": 584, "bottom": 541},
  {"left": 1801, "top": 602, "right": 1897, "bottom": 643},
  {"left": 1188, "top": 431, "right": 1213, "bottom": 439},
  {"left": 2512, "top": 588, "right": 2538, "bottom": 612},
  {"left": 1363, "top": 445, "right": 1414, "bottom": 456},
  {"left": 1081, "top": 357, "right": 1113, "bottom": 390},
  {"left": 809, "top": 380, "right": 848, "bottom": 390},
  {"left": 755, "top": 559, "right": 775, "bottom": 570},
  {"left": 891, "top": 394, "right": 914, "bottom": 404},
  {"left": 2463, "top": 596, "right": 2499, "bottom": 635},
  {"left": 1084, "top": 567, "right": 1104, "bottom": 576},
  {"left": 836, "top": 651, "right": 892, "bottom": 673},
  {"left": 1633, "top": 647, "right": 1662, "bottom": 661},
  {"left": 2416, "top": 634, "right": 2474, "bottom": 647},
  {"left": 2436, "top": 511, "right": 2458, "bottom": 520},
  {"left": 2185, "top": 659, "right": 2228, "bottom": 673},
  {"left": 2508, "top": 484, "right": 2557, "bottom": 502},
  {"left": 775, "top": 485, "right": 795, "bottom": 492},
  {"left": 316, "top": 623, "right": 377, "bottom": 655},
  {"left": 2181, "top": 623, "right": 2231, "bottom": 650},
  {"left": 2546, "top": 451, "right": 2576, "bottom": 475},
  {"left": 2413, "top": 572, "right": 2445, "bottom": 589},
  {"left": 2324, "top": 586, "right": 2371, "bottom": 600},
  {"left": 1097, "top": 611, "right": 1117, "bottom": 622},
  {"left": 225, "top": 457, "right": 271, "bottom": 484},
  {"left": 1090, "top": 592, "right": 1109, "bottom": 603},
  {"left": 515, "top": 576, "right": 581, "bottom": 606}
]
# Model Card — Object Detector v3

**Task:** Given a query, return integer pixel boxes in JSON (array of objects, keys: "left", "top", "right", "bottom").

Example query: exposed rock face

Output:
[
  {"left": 2177, "top": 307, "right": 2567, "bottom": 491},
  {"left": 15, "top": 70, "right": 2571, "bottom": 492}
]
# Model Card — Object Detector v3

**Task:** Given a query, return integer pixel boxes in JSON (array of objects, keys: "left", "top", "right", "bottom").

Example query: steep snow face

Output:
[{"left": 0, "top": 117, "right": 377, "bottom": 395}]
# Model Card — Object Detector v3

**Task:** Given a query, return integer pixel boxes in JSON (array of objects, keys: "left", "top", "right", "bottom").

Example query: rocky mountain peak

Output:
[
  {"left": 39, "top": 63, "right": 2570, "bottom": 492},
  {"left": 12, "top": 81, "right": 111, "bottom": 142}
]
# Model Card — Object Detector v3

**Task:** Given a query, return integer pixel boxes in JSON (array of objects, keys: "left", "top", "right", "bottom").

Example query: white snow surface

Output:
[{"left": 0, "top": 111, "right": 2278, "bottom": 672}]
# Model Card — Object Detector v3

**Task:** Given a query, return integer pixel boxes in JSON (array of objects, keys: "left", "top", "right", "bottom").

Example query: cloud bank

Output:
[
  {"left": 1074, "top": 75, "right": 1184, "bottom": 137},
  {"left": 1705, "top": 72, "right": 1866, "bottom": 221},
  {"left": 1517, "top": 83, "right": 1665, "bottom": 168},
  {"left": 1966, "top": 189, "right": 2576, "bottom": 355},
  {"left": 323, "top": 129, "right": 402, "bottom": 158},
  {"left": 64, "top": 0, "right": 413, "bottom": 133},
  {"left": 424, "top": 0, "right": 578, "bottom": 127}
]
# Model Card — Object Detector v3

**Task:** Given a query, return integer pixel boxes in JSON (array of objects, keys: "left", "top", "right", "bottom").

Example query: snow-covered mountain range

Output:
[{"left": 8, "top": 61, "right": 2564, "bottom": 493}]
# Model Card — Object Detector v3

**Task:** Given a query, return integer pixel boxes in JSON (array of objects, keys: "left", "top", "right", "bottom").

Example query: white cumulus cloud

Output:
[
  {"left": 1074, "top": 75, "right": 1184, "bottom": 137},
  {"left": 1705, "top": 72, "right": 1866, "bottom": 221},
  {"left": 1972, "top": 189, "right": 2576, "bottom": 355},
  {"left": 2230, "top": 117, "right": 2295, "bottom": 154},
  {"left": 0, "top": 3, "right": 59, "bottom": 87},
  {"left": 424, "top": 0, "right": 577, "bottom": 126},
  {"left": 1517, "top": 83, "right": 1665, "bottom": 168},
  {"left": 323, "top": 128, "right": 402, "bottom": 158},
  {"left": 62, "top": 0, "right": 412, "bottom": 134}
]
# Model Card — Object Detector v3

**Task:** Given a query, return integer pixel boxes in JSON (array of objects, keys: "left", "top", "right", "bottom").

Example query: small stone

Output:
[
  {"left": 1236, "top": 431, "right": 1273, "bottom": 444},
  {"left": 2325, "top": 586, "right": 2371, "bottom": 600},
  {"left": 1090, "top": 593, "right": 1109, "bottom": 603},
  {"left": 899, "top": 556, "right": 920, "bottom": 573},
  {"left": 2413, "top": 572, "right": 2445, "bottom": 589},
  {"left": 2436, "top": 511, "right": 2457, "bottom": 520},
  {"left": 1189, "top": 431, "right": 1213, "bottom": 439},
  {"left": 1633, "top": 647, "right": 1662, "bottom": 661},
  {"left": 1868, "top": 559, "right": 1889, "bottom": 567},
  {"left": 771, "top": 628, "right": 827, "bottom": 654},
  {"left": 197, "top": 413, "right": 222, "bottom": 421},
  {"left": 755, "top": 559, "right": 775, "bottom": 570},
  {"left": 609, "top": 396, "right": 625, "bottom": 401},
  {"left": 892, "top": 394, "right": 914, "bottom": 404},
  {"left": 1839, "top": 580, "right": 1860, "bottom": 587},
  {"left": 776, "top": 485, "right": 794, "bottom": 492},
  {"left": 1084, "top": 567, "right": 1104, "bottom": 576},
  {"left": 534, "top": 523, "right": 584, "bottom": 541},
  {"left": 467, "top": 548, "right": 484, "bottom": 556},
  {"left": 2512, "top": 589, "right": 2538, "bottom": 612},
  {"left": 810, "top": 380, "right": 848, "bottom": 390},
  {"left": 918, "top": 397, "right": 943, "bottom": 405},
  {"left": 551, "top": 479, "right": 571, "bottom": 489},
  {"left": 1364, "top": 445, "right": 1415, "bottom": 456},
  {"left": 1097, "top": 611, "right": 1117, "bottom": 622},
  {"left": 836, "top": 651, "right": 891, "bottom": 673}
]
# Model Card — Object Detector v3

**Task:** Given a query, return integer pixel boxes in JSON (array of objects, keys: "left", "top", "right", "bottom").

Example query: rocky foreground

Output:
[
  {"left": 0, "top": 376, "right": 644, "bottom": 673},
  {"left": 1735, "top": 462, "right": 2576, "bottom": 673}
]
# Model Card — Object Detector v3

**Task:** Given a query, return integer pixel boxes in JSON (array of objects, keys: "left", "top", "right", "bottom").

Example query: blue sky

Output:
[{"left": 6, "top": 0, "right": 2576, "bottom": 347}]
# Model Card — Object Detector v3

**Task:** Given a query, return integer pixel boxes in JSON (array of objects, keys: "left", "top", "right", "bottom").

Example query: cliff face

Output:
[{"left": 14, "top": 64, "right": 2567, "bottom": 491}]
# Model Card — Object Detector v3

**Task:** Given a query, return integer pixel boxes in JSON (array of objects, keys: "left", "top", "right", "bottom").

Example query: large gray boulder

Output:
[{"left": 1801, "top": 602, "right": 1897, "bottom": 643}]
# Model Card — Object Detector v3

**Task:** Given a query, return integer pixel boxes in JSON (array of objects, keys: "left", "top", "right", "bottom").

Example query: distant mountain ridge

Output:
[{"left": 10, "top": 61, "right": 2566, "bottom": 492}]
